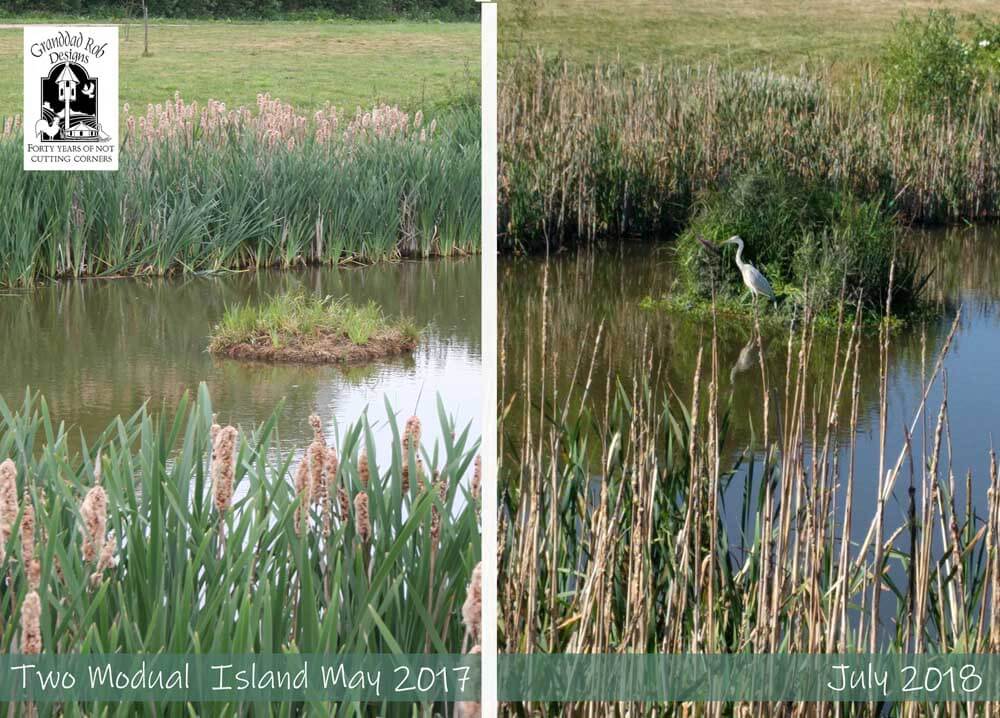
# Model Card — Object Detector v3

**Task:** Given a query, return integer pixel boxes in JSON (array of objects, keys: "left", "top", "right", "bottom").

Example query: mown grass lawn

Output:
[
  {"left": 0, "top": 17, "right": 479, "bottom": 114},
  {"left": 503, "top": 0, "right": 998, "bottom": 73}
]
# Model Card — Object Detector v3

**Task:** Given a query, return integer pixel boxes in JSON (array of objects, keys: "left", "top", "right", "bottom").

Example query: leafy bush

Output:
[
  {"left": 972, "top": 17, "right": 1000, "bottom": 76},
  {"left": 882, "top": 10, "right": 982, "bottom": 111},
  {"left": 676, "top": 167, "right": 923, "bottom": 316}
]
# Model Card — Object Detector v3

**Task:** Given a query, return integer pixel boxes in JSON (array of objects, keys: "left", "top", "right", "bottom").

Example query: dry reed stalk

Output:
[{"left": 472, "top": 454, "right": 482, "bottom": 504}]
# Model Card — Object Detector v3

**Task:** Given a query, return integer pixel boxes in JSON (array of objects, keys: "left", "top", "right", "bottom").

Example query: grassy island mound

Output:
[{"left": 209, "top": 292, "right": 419, "bottom": 364}]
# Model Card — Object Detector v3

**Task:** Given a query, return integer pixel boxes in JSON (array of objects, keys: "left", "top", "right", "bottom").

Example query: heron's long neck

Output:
[{"left": 734, "top": 243, "right": 746, "bottom": 270}]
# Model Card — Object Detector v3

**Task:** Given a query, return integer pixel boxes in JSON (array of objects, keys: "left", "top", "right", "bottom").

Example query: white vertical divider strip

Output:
[{"left": 479, "top": 2, "right": 499, "bottom": 716}]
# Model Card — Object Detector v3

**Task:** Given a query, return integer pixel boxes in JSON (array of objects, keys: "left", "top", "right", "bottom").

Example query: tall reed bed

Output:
[
  {"left": 500, "top": 54, "right": 1000, "bottom": 250},
  {"left": 0, "top": 385, "right": 480, "bottom": 716},
  {"left": 500, "top": 267, "right": 998, "bottom": 716},
  {"left": 0, "top": 94, "right": 480, "bottom": 286}
]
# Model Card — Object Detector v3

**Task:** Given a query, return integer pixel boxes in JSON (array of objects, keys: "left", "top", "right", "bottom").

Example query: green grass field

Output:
[
  {"left": 503, "top": 0, "right": 998, "bottom": 72},
  {"left": 0, "top": 18, "right": 479, "bottom": 115}
]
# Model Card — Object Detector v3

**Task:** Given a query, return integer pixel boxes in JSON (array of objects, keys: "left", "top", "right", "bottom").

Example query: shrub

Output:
[
  {"left": 675, "top": 167, "right": 922, "bottom": 316},
  {"left": 882, "top": 10, "right": 982, "bottom": 111}
]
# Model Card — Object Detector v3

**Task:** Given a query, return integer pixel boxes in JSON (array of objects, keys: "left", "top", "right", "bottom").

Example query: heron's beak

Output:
[{"left": 697, "top": 237, "right": 718, "bottom": 253}]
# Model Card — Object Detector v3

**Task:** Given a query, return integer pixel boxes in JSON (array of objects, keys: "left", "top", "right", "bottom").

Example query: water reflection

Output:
[
  {"left": 501, "top": 225, "right": 1000, "bottom": 506},
  {"left": 0, "top": 258, "right": 482, "bottom": 454}
]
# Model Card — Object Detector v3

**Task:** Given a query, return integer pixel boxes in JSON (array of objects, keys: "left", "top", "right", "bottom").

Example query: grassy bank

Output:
[
  {"left": 0, "top": 19, "right": 479, "bottom": 112},
  {"left": 210, "top": 292, "right": 419, "bottom": 364},
  {"left": 503, "top": 0, "right": 996, "bottom": 71},
  {"left": 500, "top": 274, "right": 993, "bottom": 714},
  {"left": 0, "top": 385, "right": 481, "bottom": 715},
  {"left": 0, "top": 96, "right": 480, "bottom": 287}
]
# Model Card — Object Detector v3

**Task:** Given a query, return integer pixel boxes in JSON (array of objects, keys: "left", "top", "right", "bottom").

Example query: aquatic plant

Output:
[
  {"left": 0, "top": 386, "right": 480, "bottom": 716},
  {"left": 0, "top": 94, "right": 479, "bottom": 287},
  {"left": 675, "top": 166, "right": 924, "bottom": 315},
  {"left": 208, "top": 291, "right": 420, "bottom": 363},
  {"left": 500, "top": 268, "right": 993, "bottom": 716},
  {"left": 500, "top": 54, "right": 1000, "bottom": 251}
]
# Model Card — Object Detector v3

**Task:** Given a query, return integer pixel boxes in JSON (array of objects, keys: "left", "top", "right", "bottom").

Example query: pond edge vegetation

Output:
[
  {"left": 0, "top": 95, "right": 481, "bottom": 288},
  {"left": 501, "top": 268, "right": 999, "bottom": 718},
  {"left": 0, "top": 385, "right": 482, "bottom": 714},
  {"left": 499, "top": 9, "right": 1000, "bottom": 323}
]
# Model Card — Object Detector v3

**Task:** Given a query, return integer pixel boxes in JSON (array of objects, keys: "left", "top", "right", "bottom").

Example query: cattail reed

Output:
[
  {"left": 401, "top": 415, "right": 421, "bottom": 493},
  {"left": 501, "top": 55, "right": 1000, "bottom": 251},
  {"left": 354, "top": 491, "right": 370, "bottom": 543},
  {"left": 456, "top": 644, "right": 481, "bottom": 718},
  {"left": 322, "top": 444, "right": 339, "bottom": 536},
  {"left": 20, "top": 489, "right": 34, "bottom": 565},
  {"left": 430, "top": 473, "right": 447, "bottom": 546},
  {"left": 21, "top": 590, "right": 41, "bottom": 655},
  {"left": 462, "top": 561, "right": 482, "bottom": 641},
  {"left": 80, "top": 484, "right": 108, "bottom": 564},
  {"left": 471, "top": 455, "right": 481, "bottom": 503},
  {"left": 308, "top": 431, "right": 328, "bottom": 508},
  {"left": 211, "top": 425, "right": 238, "bottom": 515},
  {"left": 0, "top": 459, "right": 18, "bottom": 560},
  {"left": 91, "top": 531, "right": 117, "bottom": 587},
  {"left": 358, "top": 449, "right": 370, "bottom": 489}
]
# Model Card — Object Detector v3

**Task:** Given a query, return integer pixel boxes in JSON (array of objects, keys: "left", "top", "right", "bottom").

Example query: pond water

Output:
[
  {"left": 0, "top": 257, "right": 482, "bottom": 457},
  {"left": 500, "top": 225, "right": 1000, "bottom": 543}
]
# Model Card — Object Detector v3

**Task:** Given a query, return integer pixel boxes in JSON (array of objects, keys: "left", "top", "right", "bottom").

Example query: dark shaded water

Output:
[
  {"left": 0, "top": 258, "right": 481, "bottom": 454},
  {"left": 501, "top": 225, "right": 1000, "bottom": 536}
]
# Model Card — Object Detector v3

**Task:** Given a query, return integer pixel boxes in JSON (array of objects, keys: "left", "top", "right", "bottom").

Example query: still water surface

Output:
[
  {"left": 501, "top": 226, "right": 1000, "bottom": 539},
  {"left": 0, "top": 257, "right": 482, "bottom": 454}
]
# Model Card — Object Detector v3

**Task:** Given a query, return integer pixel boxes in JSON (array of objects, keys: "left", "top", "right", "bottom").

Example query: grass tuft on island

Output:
[{"left": 209, "top": 292, "right": 419, "bottom": 365}]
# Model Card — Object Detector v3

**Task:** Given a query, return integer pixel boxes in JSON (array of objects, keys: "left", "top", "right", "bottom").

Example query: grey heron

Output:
[{"left": 723, "top": 235, "right": 775, "bottom": 304}]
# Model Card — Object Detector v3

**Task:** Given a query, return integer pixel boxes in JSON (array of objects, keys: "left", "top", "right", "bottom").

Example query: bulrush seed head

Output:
[
  {"left": 26, "top": 559, "right": 41, "bottom": 591},
  {"left": 430, "top": 473, "right": 446, "bottom": 544},
  {"left": 462, "top": 562, "right": 483, "bottom": 641},
  {"left": 472, "top": 455, "right": 481, "bottom": 503},
  {"left": 403, "top": 415, "right": 421, "bottom": 454},
  {"left": 0, "top": 459, "right": 18, "bottom": 560},
  {"left": 308, "top": 440, "right": 326, "bottom": 506},
  {"left": 20, "top": 490, "right": 35, "bottom": 566},
  {"left": 358, "top": 450, "right": 370, "bottom": 489},
  {"left": 91, "top": 531, "right": 118, "bottom": 587},
  {"left": 354, "top": 491, "right": 370, "bottom": 542},
  {"left": 456, "top": 645, "right": 481, "bottom": 718},
  {"left": 211, "top": 426, "right": 239, "bottom": 515},
  {"left": 80, "top": 485, "right": 108, "bottom": 563},
  {"left": 401, "top": 416, "right": 421, "bottom": 494},
  {"left": 338, "top": 486, "right": 350, "bottom": 524},
  {"left": 309, "top": 414, "right": 324, "bottom": 444},
  {"left": 21, "top": 590, "right": 42, "bottom": 654}
]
